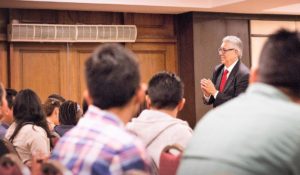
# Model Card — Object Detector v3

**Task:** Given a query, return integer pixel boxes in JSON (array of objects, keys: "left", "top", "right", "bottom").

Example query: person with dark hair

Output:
[
  {"left": 0, "top": 88, "right": 17, "bottom": 139},
  {"left": 201, "top": 36, "right": 250, "bottom": 107},
  {"left": 5, "top": 89, "right": 52, "bottom": 166},
  {"left": 43, "top": 97, "right": 62, "bottom": 131},
  {"left": 178, "top": 29, "right": 300, "bottom": 175},
  {"left": 51, "top": 44, "right": 151, "bottom": 174},
  {"left": 47, "top": 94, "right": 65, "bottom": 103},
  {"left": 127, "top": 72, "right": 192, "bottom": 168},
  {"left": 54, "top": 100, "right": 81, "bottom": 137}
]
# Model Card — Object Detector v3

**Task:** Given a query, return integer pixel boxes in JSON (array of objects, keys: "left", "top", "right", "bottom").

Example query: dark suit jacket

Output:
[{"left": 204, "top": 59, "right": 250, "bottom": 107}]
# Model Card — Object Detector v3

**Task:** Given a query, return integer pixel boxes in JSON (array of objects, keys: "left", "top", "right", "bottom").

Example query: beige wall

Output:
[{"left": 250, "top": 20, "right": 300, "bottom": 68}]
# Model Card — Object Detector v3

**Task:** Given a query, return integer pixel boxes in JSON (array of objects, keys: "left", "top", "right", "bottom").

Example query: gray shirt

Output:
[{"left": 178, "top": 83, "right": 300, "bottom": 175}]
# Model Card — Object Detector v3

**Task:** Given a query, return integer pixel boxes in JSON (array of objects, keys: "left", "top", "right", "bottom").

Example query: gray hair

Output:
[{"left": 222, "top": 36, "right": 243, "bottom": 58}]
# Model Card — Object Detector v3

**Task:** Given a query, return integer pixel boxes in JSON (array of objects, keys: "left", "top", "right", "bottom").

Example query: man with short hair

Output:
[
  {"left": 127, "top": 72, "right": 192, "bottom": 168},
  {"left": 201, "top": 35, "right": 250, "bottom": 107},
  {"left": 51, "top": 44, "right": 151, "bottom": 175},
  {"left": 0, "top": 88, "right": 17, "bottom": 139},
  {"left": 178, "top": 29, "right": 300, "bottom": 175}
]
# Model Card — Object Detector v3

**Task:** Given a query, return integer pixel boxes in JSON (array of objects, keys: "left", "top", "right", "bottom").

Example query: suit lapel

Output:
[
  {"left": 223, "top": 60, "right": 240, "bottom": 92},
  {"left": 215, "top": 65, "right": 224, "bottom": 90}
]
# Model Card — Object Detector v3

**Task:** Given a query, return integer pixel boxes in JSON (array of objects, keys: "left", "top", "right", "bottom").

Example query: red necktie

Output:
[{"left": 219, "top": 69, "right": 229, "bottom": 92}]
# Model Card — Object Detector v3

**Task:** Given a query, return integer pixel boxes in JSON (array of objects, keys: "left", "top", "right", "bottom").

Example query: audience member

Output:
[
  {"left": 47, "top": 94, "right": 65, "bottom": 103},
  {"left": 43, "top": 96, "right": 64, "bottom": 131},
  {"left": 127, "top": 72, "right": 192, "bottom": 168},
  {"left": 51, "top": 44, "right": 151, "bottom": 174},
  {"left": 53, "top": 100, "right": 81, "bottom": 137},
  {"left": 178, "top": 29, "right": 300, "bottom": 175},
  {"left": 5, "top": 89, "right": 52, "bottom": 166},
  {"left": 201, "top": 35, "right": 250, "bottom": 107},
  {"left": 0, "top": 88, "right": 17, "bottom": 139}
]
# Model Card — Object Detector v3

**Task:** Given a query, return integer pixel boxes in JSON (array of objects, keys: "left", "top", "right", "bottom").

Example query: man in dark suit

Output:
[{"left": 201, "top": 36, "right": 250, "bottom": 107}]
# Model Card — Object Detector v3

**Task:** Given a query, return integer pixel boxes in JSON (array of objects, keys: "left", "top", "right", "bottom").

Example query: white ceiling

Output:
[{"left": 1, "top": 0, "right": 300, "bottom": 15}]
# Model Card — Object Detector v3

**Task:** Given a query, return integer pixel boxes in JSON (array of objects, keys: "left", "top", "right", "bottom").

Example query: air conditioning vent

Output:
[{"left": 9, "top": 24, "right": 137, "bottom": 43}]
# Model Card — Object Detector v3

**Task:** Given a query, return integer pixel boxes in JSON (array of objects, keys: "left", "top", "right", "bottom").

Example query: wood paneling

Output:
[
  {"left": 125, "top": 13, "right": 175, "bottom": 41},
  {"left": 0, "top": 9, "right": 8, "bottom": 41},
  {"left": 0, "top": 43, "right": 7, "bottom": 87},
  {"left": 69, "top": 44, "right": 98, "bottom": 103},
  {"left": 10, "top": 9, "right": 58, "bottom": 24},
  {"left": 7, "top": 10, "right": 178, "bottom": 113},
  {"left": 176, "top": 13, "right": 196, "bottom": 128},
  {"left": 57, "top": 11, "right": 122, "bottom": 24},
  {"left": 10, "top": 43, "right": 67, "bottom": 102},
  {"left": 127, "top": 43, "right": 177, "bottom": 84}
]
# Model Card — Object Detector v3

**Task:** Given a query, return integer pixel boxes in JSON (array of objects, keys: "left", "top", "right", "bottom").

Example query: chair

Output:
[{"left": 159, "top": 144, "right": 183, "bottom": 175}]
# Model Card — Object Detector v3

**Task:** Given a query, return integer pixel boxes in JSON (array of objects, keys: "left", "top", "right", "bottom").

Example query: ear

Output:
[
  {"left": 83, "top": 90, "right": 93, "bottom": 105},
  {"left": 249, "top": 67, "right": 258, "bottom": 84},
  {"left": 145, "top": 95, "right": 151, "bottom": 109},
  {"left": 177, "top": 98, "right": 186, "bottom": 112}
]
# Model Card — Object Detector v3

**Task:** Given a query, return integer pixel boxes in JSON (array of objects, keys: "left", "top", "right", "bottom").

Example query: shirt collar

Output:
[
  {"left": 224, "top": 59, "right": 239, "bottom": 73},
  {"left": 85, "top": 105, "right": 124, "bottom": 127}
]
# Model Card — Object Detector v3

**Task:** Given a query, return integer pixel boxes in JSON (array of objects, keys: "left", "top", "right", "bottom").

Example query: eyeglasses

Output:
[{"left": 218, "top": 48, "right": 235, "bottom": 53}]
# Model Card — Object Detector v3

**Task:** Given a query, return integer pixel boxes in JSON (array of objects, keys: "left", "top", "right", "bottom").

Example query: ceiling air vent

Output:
[{"left": 9, "top": 24, "right": 137, "bottom": 43}]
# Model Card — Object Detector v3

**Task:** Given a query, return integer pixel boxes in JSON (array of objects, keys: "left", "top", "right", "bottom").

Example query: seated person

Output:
[
  {"left": 51, "top": 44, "right": 151, "bottom": 174},
  {"left": 5, "top": 89, "right": 51, "bottom": 166},
  {"left": 127, "top": 72, "right": 193, "bottom": 168},
  {"left": 43, "top": 96, "right": 64, "bottom": 131},
  {"left": 54, "top": 100, "right": 82, "bottom": 137},
  {"left": 0, "top": 88, "right": 17, "bottom": 139}
]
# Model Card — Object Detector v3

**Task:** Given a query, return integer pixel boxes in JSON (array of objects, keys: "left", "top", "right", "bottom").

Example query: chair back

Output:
[{"left": 159, "top": 144, "right": 183, "bottom": 175}]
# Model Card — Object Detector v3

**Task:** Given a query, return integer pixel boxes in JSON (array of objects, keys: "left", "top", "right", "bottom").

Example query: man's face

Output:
[{"left": 218, "top": 42, "right": 238, "bottom": 67}]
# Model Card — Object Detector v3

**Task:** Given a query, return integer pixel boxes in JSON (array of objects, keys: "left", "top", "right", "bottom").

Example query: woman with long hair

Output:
[{"left": 5, "top": 89, "right": 52, "bottom": 166}]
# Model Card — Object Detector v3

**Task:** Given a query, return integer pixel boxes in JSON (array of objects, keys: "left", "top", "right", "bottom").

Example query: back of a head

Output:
[
  {"left": 147, "top": 72, "right": 184, "bottom": 109},
  {"left": 85, "top": 44, "right": 140, "bottom": 109},
  {"left": 48, "top": 94, "right": 65, "bottom": 103},
  {"left": 59, "top": 100, "right": 79, "bottom": 125},
  {"left": 13, "top": 89, "right": 45, "bottom": 123},
  {"left": 43, "top": 98, "right": 61, "bottom": 117},
  {"left": 258, "top": 29, "right": 300, "bottom": 97},
  {"left": 5, "top": 88, "right": 17, "bottom": 110}
]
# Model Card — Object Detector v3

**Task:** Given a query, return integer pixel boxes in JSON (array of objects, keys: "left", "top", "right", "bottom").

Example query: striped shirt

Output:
[{"left": 51, "top": 105, "right": 151, "bottom": 175}]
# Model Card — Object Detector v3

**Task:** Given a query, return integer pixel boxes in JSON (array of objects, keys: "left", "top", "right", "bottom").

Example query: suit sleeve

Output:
[{"left": 213, "top": 73, "right": 249, "bottom": 107}]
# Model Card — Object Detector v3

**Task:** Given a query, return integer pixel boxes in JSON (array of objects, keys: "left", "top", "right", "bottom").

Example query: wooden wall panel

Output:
[
  {"left": 125, "top": 13, "right": 175, "bottom": 41},
  {"left": 69, "top": 44, "right": 98, "bottom": 103},
  {"left": 127, "top": 43, "right": 177, "bottom": 84},
  {"left": 10, "top": 44, "right": 67, "bottom": 102},
  {"left": 58, "top": 11, "right": 122, "bottom": 24},
  {"left": 10, "top": 9, "right": 58, "bottom": 24},
  {"left": 0, "top": 43, "right": 7, "bottom": 87},
  {"left": 0, "top": 9, "right": 8, "bottom": 41}
]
